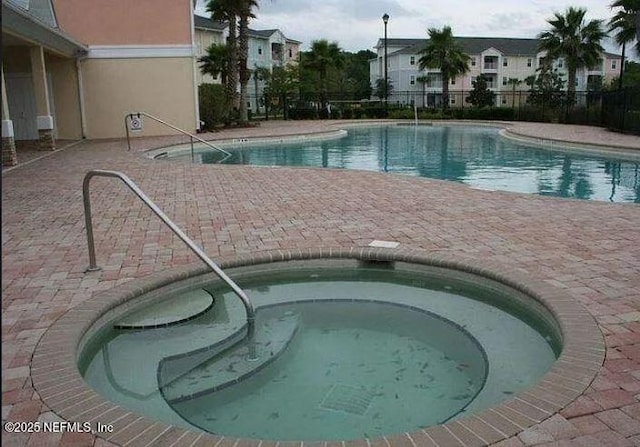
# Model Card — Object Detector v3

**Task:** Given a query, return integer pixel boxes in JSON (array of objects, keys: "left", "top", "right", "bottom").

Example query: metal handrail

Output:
[
  {"left": 82, "top": 169, "right": 256, "bottom": 359},
  {"left": 124, "top": 112, "right": 231, "bottom": 162}
]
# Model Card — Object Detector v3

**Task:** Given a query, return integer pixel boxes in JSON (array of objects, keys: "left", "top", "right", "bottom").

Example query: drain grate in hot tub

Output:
[{"left": 320, "top": 383, "right": 377, "bottom": 416}]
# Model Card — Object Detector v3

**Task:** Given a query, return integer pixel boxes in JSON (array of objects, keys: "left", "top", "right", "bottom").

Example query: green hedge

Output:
[
  {"left": 199, "top": 84, "right": 227, "bottom": 130},
  {"left": 288, "top": 108, "right": 319, "bottom": 120}
]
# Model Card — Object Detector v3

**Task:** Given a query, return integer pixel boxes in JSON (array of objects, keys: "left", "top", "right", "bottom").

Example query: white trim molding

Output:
[
  {"left": 2, "top": 120, "right": 15, "bottom": 138},
  {"left": 87, "top": 45, "right": 196, "bottom": 59}
]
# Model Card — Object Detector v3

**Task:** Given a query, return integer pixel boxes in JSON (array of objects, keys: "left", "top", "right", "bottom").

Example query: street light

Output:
[{"left": 382, "top": 13, "right": 389, "bottom": 114}]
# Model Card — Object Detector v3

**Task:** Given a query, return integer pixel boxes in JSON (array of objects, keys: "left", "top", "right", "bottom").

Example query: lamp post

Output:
[{"left": 382, "top": 13, "right": 389, "bottom": 114}]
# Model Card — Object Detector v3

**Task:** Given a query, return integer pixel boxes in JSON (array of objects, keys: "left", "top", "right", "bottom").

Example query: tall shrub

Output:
[{"left": 199, "top": 84, "right": 227, "bottom": 131}]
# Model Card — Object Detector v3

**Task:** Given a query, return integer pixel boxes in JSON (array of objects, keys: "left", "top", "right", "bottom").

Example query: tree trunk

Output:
[
  {"left": 238, "top": 15, "right": 250, "bottom": 124},
  {"left": 567, "top": 64, "right": 577, "bottom": 106},
  {"left": 618, "top": 41, "right": 626, "bottom": 90},
  {"left": 226, "top": 17, "right": 238, "bottom": 122},
  {"left": 442, "top": 73, "right": 450, "bottom": 110}
]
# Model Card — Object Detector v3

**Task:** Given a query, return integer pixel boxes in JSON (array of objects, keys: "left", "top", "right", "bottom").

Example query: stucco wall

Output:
[
  {"left": 46, "top": 54, "right": 82, "bottom": 140},
  {"left": 80, "top": 57, "right": 197, "bottom": 138},
  {"left": 52, "top": 0, "right": 192, "bottom": 45}
]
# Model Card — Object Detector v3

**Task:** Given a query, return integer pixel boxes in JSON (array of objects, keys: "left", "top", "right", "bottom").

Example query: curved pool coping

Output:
[
  {"left": 145, "top": 120, "right": 640, "bottom": 165},
  {"left": 32, "top": 247, "right": 604, "bottom": 447},
  {"left": 500, "top": 128, "right": 640, "bottom": 161}
]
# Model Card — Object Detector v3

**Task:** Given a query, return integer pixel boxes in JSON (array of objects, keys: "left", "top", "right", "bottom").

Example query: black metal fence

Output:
[
  {"left": 242, "top": 88, "right": 640, "bottom": 135},
  {"left": 601, "top": 87, "right": 640, "bottom": 135}
]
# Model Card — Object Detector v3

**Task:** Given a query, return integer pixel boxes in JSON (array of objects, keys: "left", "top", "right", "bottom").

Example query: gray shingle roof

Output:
[
  {"left": 194, "top": 15, "right": 226, "bottom": 31},
  {"left": 383, "top": 37, "right": 621, "bottom": 58},
  {"left": 384, "top": 37, "right": 541, "bottom": 56},
  {"left": 5, "top": 0, "right": 57, "bottom": 28},
  {"left": 193, "top": 15, "right": 300, "bottom": 43}
]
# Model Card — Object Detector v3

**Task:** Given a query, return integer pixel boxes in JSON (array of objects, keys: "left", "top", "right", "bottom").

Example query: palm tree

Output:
[
  {"left": 609, "top": 0, "right": 640, "bottom": 89},
  {"left": 206, "top": 0, "right": 239, "bottom": 116},
  {"left": 506, "top": 78, "right": 523, "bottom": 109},
  {"left": 237, "top": 0, "right": 259, "bottom": 124},
  {"left": 538, "top": 7, "right": 606, "bottom": 103},
  {"left": 303, "top": 39, "right": 344, "bottom": 112},
  {"left": 199, "top": 43, "right": 230, "bottom": 84},
  {"left": 418, "top": 26, "right": 470, "bottom": 110}
]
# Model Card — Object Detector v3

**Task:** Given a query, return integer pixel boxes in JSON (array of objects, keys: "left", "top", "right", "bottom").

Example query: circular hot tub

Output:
[{"left": 33, "top": 249, "right": 604, "bottom": 446}]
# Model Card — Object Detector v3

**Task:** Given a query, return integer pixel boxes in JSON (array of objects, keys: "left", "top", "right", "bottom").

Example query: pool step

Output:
[
  {"left": 159, "top": 311, "right": 299, "bottom": 404},
  {"left": 103, "top": 291, "right": 246, "bottom": 398},
  {"left": 114, "top": 289, "right": 214, "bottom": 329}
]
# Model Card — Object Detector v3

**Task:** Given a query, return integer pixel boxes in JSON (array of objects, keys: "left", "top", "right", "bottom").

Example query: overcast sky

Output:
[{"left": 195, "top": 0, "right": 626, "bottom": 55}]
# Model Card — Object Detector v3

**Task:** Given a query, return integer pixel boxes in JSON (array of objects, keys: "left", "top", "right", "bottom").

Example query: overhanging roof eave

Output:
[{"left": 2, "top": 2, "right": 87, "bottom": 58}]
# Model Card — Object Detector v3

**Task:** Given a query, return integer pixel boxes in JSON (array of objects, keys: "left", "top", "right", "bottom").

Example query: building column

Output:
[
  {"left": 2, "top": 66, "right": 17, "bottom": 166},
  {"left": 30, "top": 46, "right": 54, "bottom": 150}
]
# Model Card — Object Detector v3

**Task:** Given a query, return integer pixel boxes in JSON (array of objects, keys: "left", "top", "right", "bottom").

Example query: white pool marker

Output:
[{"left": 369, "top": 240, "right": 400, "bottom": 249}]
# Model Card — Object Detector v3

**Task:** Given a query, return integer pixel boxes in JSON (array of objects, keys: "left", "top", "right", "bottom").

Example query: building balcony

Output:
[{"left": 482, "top": 56, "right": 499, "bottom": 72}]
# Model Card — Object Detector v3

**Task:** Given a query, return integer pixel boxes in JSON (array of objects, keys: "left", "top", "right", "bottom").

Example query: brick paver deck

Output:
[{"left": 2, "top": 120, "right": 639, "bottom": 446}]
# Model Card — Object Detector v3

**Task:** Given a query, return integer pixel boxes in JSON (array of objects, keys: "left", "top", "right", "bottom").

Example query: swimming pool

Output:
[{"left": 165, "top": 125, "right": 639, "bottom": 203}]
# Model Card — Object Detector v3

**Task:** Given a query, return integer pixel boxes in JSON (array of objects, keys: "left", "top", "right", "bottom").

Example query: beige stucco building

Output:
[
  {"left": 2, "top": 0, "right": 199, "bottom": 166},
  {"left": 194, "top": 15, "right": 300, "bottom": 113}
]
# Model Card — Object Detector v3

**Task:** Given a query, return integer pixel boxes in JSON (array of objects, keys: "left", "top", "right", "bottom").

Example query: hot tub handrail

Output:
[
  {"left": 82, "top": 169, "right": 256, "bottom": 356},
  {"left": 124, "top": 112, "right": 231, "bottom": 161}
]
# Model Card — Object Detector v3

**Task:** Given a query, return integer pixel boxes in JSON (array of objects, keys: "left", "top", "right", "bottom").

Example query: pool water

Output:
[
  {"left": 80, "top": 265, "right": 560, "bottom": 441},
  {"left": 166, "top": 301, "right": 487, "bottom": 441},
  {"left": 189, "top": 125, "right": 639, "bottom": 203}
]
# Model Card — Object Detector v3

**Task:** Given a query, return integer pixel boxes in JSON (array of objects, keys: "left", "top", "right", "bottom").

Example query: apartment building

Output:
[
  {"left": 370, "top": 37, "right": 622, "bottom": 107},
  {"left": 194, "top": 15, "right": 301, "bottom": 112}
]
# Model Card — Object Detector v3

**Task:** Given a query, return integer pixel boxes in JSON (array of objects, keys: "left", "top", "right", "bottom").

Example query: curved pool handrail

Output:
[
  {"left": 82, "top": 169, "right": 256, "bottom": 358},
  {"left": 124, "top": 112, "right": 231, "bottom": 161}
]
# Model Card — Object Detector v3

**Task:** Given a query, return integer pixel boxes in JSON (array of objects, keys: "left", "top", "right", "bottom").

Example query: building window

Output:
[
  {"left": 451, "top": 78, "right": 456, "bottom": 85},
  {"left": 410, "top": 56, "right": 415, "bottom": 65},
  {"left": 471, "top": 76, "right": 476, "bottom": 84},
  {"left": 450, "top": 96, "right": 456, "bottom": 105},
  {"left": 612, "top": 60, "right": 617, "bottom": 70},
  {"left": 502, "top": 76, "right": 507, "bottom": 86},
  {"left": 503, "top": 57, "right": 508, "bottom": 67},
  {"left": 527, "top": 58, "right": 532, "bottom": 67},
  {"left": 471, "top": 57, "right": 476, "bottom": 67},
  {"left": 289, "top": 49, "right": 293, "bottom": 58},
  {"left": 557, "top": 59, "right": 563, "bottom": 68},
  {"left": 410, "top": 75, "right": 415, "bottom": 85},
  {"left": 501, "top": 96, "right": 507, "bottom": 105},
  {"left": 258, "top": 47, "right": 262, "bottom": 55}
]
